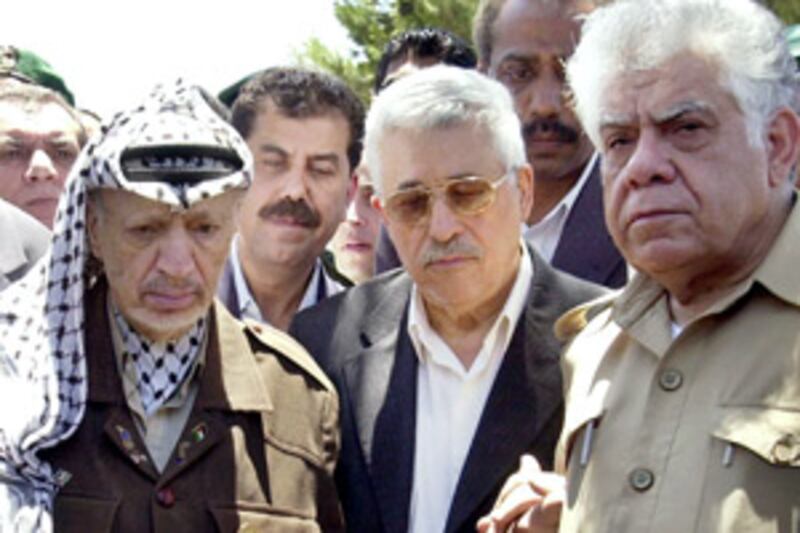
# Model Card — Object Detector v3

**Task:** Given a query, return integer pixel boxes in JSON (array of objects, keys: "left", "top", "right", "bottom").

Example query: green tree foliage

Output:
[
  {"left": 297, "top": 0, "right": 478, "bottom": 104},
  {"left": 299, "top": 0, "right": 798, "bottom": 105},
  {"left": 766, "top": 0, "right": 800, "bottom": 25}
]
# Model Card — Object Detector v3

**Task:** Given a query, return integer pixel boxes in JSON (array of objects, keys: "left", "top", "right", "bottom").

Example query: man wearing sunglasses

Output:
[{"left": 291, "top": 66, "right": 604, "bottom": 533}]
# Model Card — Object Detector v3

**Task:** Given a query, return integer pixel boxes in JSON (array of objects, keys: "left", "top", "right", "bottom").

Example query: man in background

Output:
[
  {"left": 474, "top": 0, "right": 626, "bottom": 288},
  {"left": 0, "top": 46, "right": 85, "bottom": 228},
  {"left": 217, "top": 67, "right": 363, "bottom": 330}
]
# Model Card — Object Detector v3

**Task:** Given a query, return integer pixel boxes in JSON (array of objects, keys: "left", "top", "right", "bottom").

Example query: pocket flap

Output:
[
  {"left": 713, "top": 407, "right": 800, "bottom": 466},
  {"left": 54, "top": 495, "right": 120, "bottom": 532},
  {"left": 209, "top": 501, "right": 320, "bottom": 533},
  {"left": 559, "top": 385, "right": 607, "bottom": 469}
]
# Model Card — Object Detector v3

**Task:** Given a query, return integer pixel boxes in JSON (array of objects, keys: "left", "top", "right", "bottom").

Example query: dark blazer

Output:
[
  {"left": 217, "top": 250, "right": 352, "bottom": 320},
  {"left": 548, "top": 157, "right": 626, "bottom": 289},
  {"left": 0, "top": 199, "right": 50, "bottom": 290},
  {"left": 44, "top": 278, "right": 343, "bottom": 532},
  {"left": 290, "top": 248, "right": 605, "bottom": 533}
]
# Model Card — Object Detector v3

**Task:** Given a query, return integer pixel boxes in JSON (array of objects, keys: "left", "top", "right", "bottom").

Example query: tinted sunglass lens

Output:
[
  {"left": 388, "top": 190, "right": 430, "bottom": 224},
  {"left": 446, "top": 179, "right": 494, "bottom": 214}
]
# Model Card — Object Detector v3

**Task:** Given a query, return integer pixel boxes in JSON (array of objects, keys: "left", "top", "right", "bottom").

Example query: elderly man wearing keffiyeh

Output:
[{"left": 0, "top": 81, "right": 343, "bottom": 532}]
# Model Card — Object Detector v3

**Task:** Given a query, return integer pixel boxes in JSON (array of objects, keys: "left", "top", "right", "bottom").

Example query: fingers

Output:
[{"left": 475, "top": 455, "right": 566, "bottom": 533}]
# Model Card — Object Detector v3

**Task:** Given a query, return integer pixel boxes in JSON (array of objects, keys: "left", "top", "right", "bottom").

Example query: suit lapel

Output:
[
  {"left": 551, "top": 159, "right": 624, "bottom": 286},
  {"left": 445, "top": 251, "right": 565, "bottom": 533},
  {"left": 341, "top": 276, "right": 417, "bottom": 533}
]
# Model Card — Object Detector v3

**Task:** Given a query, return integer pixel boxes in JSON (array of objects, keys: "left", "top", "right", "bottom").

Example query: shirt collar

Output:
[
  {"left": 408, "top": 241, "right": 533, "bottom": 377},
  {"left": 612, "top": 197, "right": 800, "bottom": 352},
  {"left": 528, "top": 152, "right": 598, "bottom": 231},
  {"left": 231, "top": 235, "right": 340, "bottom": 324}
]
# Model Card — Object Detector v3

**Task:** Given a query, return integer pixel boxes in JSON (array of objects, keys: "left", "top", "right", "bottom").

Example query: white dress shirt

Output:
[
  {"left": 230, "top": 235, "right": 346, "bottom": 325},
  {"left": 406, "top": 246, "right": 533, "bottom": 533},
  {"left": 524, "top": 153, "right": 598, "bottom": 262}
]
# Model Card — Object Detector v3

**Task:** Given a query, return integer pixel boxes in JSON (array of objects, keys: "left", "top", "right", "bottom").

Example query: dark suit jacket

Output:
[
  {"left": 44, "top": 278, "right": 343, "bottom": 532},
  {"left": 0, "top": 199, "right": 50, "bottom": 290},
  {"left": 290, "top": 248, "right": 605, "bottom": 533},
  {"left": 217, "top": 250, "right": 352, "bottom": 320},
  {"left": 548, "top": 157, "right": 626, "bottom": 289}
]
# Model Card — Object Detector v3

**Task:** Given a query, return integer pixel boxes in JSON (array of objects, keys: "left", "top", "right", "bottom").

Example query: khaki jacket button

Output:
[
  {"left": 156, "top": 487, "right": 176, "bottom": 508},
  {"left": 629, "top": 468, "right": 655, "bottom": 492},
  {"left": 772, "top": 435, "right": 798, "bottom": 464},
  {"left": 659, "top": 369, "right": 683, "bottom": 391}
]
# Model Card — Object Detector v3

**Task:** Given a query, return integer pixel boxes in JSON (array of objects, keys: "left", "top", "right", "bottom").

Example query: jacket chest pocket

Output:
[
  {"left": 560, "top": 392, "right": 606, "bottom": 507},
  {"left": 54, "top": 495, "right": 120, "bottom": 533},
  {"left": 209, "top": 501, "right": 321, "bottom": 533},
  {"left": 696, "top": 407, "right": 800, "bottom": 533}
]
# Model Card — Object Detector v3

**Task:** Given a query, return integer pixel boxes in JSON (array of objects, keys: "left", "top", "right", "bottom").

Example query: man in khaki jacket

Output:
[
  {"left": 0, "top": 82, "right": 341, "bottom": 532},
  {"left": 478, "top": 0, "right": 800, "bottom": 531}
]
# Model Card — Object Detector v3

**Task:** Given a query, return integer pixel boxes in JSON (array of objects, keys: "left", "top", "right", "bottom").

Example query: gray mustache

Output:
[{"left": 421, "top": 239, "right": 483, "bottom": 266}]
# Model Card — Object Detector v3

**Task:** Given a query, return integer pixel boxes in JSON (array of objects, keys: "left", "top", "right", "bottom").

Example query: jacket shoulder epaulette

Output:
[
  {"left": 555, "top": 291, "right": 619, "bottom": 342},
  {"left": 243, "top": 317, "right": 336, "bottom": 393}
]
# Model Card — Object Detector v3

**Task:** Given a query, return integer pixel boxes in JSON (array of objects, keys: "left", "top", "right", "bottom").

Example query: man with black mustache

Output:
[
  {"left": 474, "top": 0, "right": 627, "bottom": 288},
  {"left": 217, "top": 67, "right": 364, "bottom": 331}
]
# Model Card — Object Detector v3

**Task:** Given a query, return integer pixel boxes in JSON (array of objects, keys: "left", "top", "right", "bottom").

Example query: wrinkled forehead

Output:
[
  {"left": 91, "top": 186, "right": 243, "bottom": 221},
  {"left": 0, "top": 98, "right": 80, "bottom": 136},
  {"left": 597, "top": 54, "right": 732, "bottom": 129}
]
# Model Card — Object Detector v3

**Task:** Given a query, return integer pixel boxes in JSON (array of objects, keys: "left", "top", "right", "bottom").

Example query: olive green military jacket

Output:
[
  {"left": 554, "top": 203, "right": 800, "bottom": 532},
  {"left": 43, "top": 278, "right": 343, "bottom": 532}
]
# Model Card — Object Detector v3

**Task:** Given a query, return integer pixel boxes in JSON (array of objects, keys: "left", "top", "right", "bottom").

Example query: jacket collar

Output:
[{"left": 85, "top": 278, "right": 271, "bottom": 413}]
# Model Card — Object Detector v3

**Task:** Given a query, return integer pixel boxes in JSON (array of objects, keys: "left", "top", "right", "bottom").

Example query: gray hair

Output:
[
  {"left": 364, "top": 65, "right": 526, "bottom": 197},
  {"left": 567, "top": 0, "right": 797, "bottom": 149}
]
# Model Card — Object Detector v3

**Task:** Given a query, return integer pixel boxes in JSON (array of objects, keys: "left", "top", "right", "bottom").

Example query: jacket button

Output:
[
  {"left": 659, "top": 369, "right": 683, "bottom": 391},
  {"left": 629, "top": 468, "right": 654, "bottom": 492},
  {"left": 772, "top": 434, "right": 798, "bottom": 464},
  {"left": 156, "top": 487, "right": 176, "bottom": 508}
]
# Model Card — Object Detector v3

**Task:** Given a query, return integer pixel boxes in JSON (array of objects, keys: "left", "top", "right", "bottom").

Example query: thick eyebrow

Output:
[
  {"left": 308, "top": 153, "right": 340, "bottom": 168},
  {"left": 497, "top": 53, "right": 536, "bottom": 66},
  {"left": 651, "top": 101, "right": 712, "bottom": 124},
  {"left": 395, "top": 172, "right": 480, "bottom": 191},
  {"left": 599, "top": 101, "right": 714, "bottom": 132},
  {"left": 256, "top": 143, "right": 288, "bottom": 157},
  {"left": 598, "top": 111, "right": 636, "bottom": 132}
]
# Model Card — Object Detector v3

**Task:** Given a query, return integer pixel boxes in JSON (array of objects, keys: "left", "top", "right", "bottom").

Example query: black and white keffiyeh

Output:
[
  {"left": 112, "top": 304, "right": 206, "bottom": 416},
  {"left": 0, "top": 80, "right": 252, "bottom": 531}
]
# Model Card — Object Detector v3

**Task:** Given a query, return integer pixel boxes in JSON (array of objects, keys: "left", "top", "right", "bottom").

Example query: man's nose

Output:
[
  {"left": 427, "top": 194, "right": 463, "bottom": 243},
  {"left": 526, "top": 77, "right": 565, "bottom": 120},
  {"left": 24, "top": 149, "right": 57, "bottom": 183},
  {"left": 622, "top": 131, "right": 677, "bottom": 188},
  {"left": 281, "top": 165, "right": 312, "bottom": 201},
  {"left": 156, "top": 227, "right": 197, "bottom": 279}
]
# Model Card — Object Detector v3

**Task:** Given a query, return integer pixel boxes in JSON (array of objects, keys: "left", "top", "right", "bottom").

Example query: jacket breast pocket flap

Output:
[
  {"left": 713, "top": 406, "right": 800, "bottom": 466},
  {"left": 210, "top": 500, "right": 321, "bottom": 533},
  {"left": 54, "top": 494, "right": 120, "bottom": 532},
  {"left": 561, "top": 393, "right": 606, "bottom": 470}
]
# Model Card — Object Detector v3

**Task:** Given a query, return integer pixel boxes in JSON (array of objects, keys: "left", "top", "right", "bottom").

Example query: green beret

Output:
[
  {"left": 0, "top": 45, "right": 75, "bottom": 106},
  {"left": 217, "top": 72, "right": 257, "bottom": 108}
]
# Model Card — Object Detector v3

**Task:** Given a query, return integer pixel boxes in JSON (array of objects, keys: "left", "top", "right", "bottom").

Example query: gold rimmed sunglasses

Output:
[{"left": 383, "top": 170, "right": 514, "bottom": 226}]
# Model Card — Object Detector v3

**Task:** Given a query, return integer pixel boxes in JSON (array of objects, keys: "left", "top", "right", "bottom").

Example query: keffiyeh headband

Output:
[{"left": 0, "top": 80, "right": 252, "bottom": 532}]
